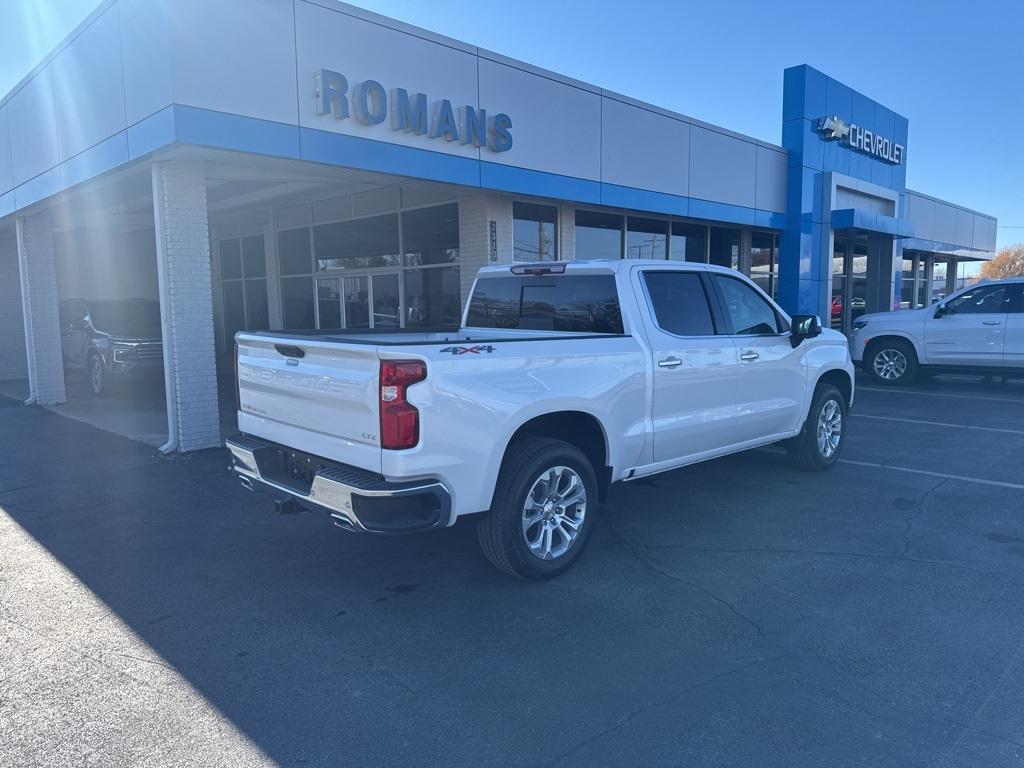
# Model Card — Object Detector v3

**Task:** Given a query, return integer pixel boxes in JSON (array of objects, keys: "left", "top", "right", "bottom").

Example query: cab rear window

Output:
[{"left": 466, "top": 275, "right": 623, "bottom": 334}]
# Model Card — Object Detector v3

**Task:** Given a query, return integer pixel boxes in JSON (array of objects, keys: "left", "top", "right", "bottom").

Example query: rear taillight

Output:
[{"left": 379, "top": 360, "right": 427, "bottom": 450}]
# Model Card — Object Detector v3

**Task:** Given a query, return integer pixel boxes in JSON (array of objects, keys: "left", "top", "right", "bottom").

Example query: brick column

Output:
[
  {"left": 738, "top": 228, "right": 753, "bottom": 276},
  {"left": 458, "top": 193, "right": 513, "bottom": 308},
  {"left": 152, "top": 157, "right": 221, "bottom": 451},
  {"left": 0, "top": 227, "right": 27, "bottom": 381},
  {"left": 558, "top": 205, "right": 575, "bottom": 260},
  {"left": 944, "top": 259, "right": 958, "bottom": 296},
  {"left": 16, "top": 212, "right": 65, "bottom": 404},
  {"left": 264, "top": 222, "right": 283, "bottom": 330}
]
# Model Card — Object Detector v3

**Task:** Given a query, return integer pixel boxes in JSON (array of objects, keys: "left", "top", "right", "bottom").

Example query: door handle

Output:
[
  {"left": 658, "top": 356, "right": 682, "bottom": 368},
  {"left": 982, "top": 320, "right": 1002, "bottom": 326},
  {"left": 740, "top": 351, "right": 760, "bottom": 362}
]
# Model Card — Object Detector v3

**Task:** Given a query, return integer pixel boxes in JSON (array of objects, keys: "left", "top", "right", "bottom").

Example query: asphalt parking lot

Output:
[{"left": 1, "top": 374, "right": 1023, "bottom": 767}]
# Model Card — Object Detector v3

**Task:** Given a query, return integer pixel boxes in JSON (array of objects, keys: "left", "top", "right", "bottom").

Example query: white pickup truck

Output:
[{"left": 227, "top": 260, "right": 854, "bottom": 580}]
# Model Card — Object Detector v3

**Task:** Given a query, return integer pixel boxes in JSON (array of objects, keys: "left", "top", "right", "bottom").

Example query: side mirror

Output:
[{"left": 789, "top": 314, "right": 822, "bottom": 348}]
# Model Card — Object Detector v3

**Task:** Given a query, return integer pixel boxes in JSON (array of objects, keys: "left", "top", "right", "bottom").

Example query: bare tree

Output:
[{"left": 979, "top": 244, "right": 1024, "bottom": 280}]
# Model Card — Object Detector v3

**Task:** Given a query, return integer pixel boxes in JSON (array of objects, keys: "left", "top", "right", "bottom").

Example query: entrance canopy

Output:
[{"left": 830, "top": 208, "right": 915, "bottom": 239}]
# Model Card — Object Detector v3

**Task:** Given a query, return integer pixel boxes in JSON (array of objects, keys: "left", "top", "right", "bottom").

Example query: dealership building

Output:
[{"left": 0, "top": 0, "right": 998, "bottom": 451}]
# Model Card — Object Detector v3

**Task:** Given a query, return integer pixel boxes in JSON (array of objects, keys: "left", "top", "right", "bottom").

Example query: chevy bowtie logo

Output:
[{"left": 816, "top": 115, "right": 850, "bottom": 141}]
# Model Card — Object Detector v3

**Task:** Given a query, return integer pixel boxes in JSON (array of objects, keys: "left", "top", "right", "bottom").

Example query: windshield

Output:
[{"left": 87, "top": 300, "right": 162, "bottom": 338}]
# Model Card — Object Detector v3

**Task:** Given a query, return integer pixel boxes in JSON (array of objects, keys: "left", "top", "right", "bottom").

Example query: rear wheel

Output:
[
  {"left": 786, "top": 383, "right": 847, "bottom": 471},
  {"left": 865, "top": 339, "right": 918, "bottom": 385},
  {"left": 477, "top": 437, "right": 597, "bottom": 581}
]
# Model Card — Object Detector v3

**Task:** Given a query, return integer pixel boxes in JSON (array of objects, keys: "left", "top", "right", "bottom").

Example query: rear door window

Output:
[
  {"left": 466, "top": 275, "right": 623, "bottom": 333},
  {"left": 642, "top": 271, "right": 716, "bottom": 336}
]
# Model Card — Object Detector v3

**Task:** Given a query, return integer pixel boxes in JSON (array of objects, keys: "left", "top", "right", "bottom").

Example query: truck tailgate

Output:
[{"left": 235, "top": 334, "right": 382, "bottom": 473}]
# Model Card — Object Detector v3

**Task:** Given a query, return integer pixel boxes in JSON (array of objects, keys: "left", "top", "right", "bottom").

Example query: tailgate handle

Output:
[{"left": 274, "top": 344, "right": 306, "bottom": 359}]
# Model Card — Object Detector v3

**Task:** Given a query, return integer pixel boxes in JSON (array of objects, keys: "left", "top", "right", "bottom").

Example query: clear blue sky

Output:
[{"left": 3, "top": 0, "right": 1021, "bottom": 248}]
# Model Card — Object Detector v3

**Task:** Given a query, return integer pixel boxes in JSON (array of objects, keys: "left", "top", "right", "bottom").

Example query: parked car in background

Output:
[
  {"left": 228, "top": 260, "right": 854, "bottom": 580},
  {"left": 850, "top": 277, "right": 1024, "bottom": 385},
  {"left": 59, "top": 299, "right": 163, "bottom": 395}
]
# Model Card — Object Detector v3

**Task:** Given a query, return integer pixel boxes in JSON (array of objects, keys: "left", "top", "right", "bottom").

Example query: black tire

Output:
[
  {"left": 864, "top": 338, "right": 918, "bottom": 386},
  {"left": 88, "top": 353, "right": 105, "bottom": 396},
  {"left": 786, "top": 383, "right": 847, "bottom": 471},
  {"left": 477, "top": 437, "right": 598, "bottom": 581}
]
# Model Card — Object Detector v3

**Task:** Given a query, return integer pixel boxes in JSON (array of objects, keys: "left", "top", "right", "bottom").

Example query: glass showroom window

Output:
[
  {"left": 513, "top": 202, "right": 558, "bottom": 261},
  {"left": 219, "top": 234, "right": 269, "bottom": 347},
  {"left": 314, "top": 213, "right": 401, "bottom": 271},
  {"left": 310, "top": 201, "right": 461, "bottom": 330},
  {"left": 277, "top": 227, "right": 315, "bottom": 329},
  {"left": 709, "top": 227, "right": 740, "bottom": 270},
  {"left": 403, "top": 203, "right": 461, "bottom": 327},
  {"left": 750, "top": 231, "right": 775, "bottom": 296},
  {"left": 669, "top": 222, "right": 707, "bottom": 262},
  {"left": 625, "top": 217, "right": 668, "bottom": 259},
  {"left": 575, "top": 210, "right": 623, "bottom": 259},
  {"left": 403, "top": 203, "right": 459, "bottom": 266}
]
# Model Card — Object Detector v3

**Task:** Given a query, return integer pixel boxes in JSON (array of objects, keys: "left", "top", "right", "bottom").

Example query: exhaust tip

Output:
[
  {"left": 330, "top": 513, "right": 358, "bottom": 532},
  {"left": 238, "top": 476, "right": 255, "bottom": 491}
]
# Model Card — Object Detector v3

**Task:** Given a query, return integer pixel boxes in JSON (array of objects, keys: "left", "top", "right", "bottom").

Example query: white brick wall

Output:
[
  {"left": 153, "top": 157, "right": 221, "bottom": 451},
  {"left": 0, "top": 228, "right": 27, "bottom": 381},
  {"left": 458, "top": 193, "right": 513, "bottom": 304},
  {"left": 16, "top": 212, "right": 66, "bottom": 404},
  {"left": 558, "top": 204, "right": 576, "bottom": 259}
]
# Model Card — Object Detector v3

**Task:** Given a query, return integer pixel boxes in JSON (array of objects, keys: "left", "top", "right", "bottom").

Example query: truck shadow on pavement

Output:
[{"left": 2, "top": 391, "right": 1024, "bottom": 767}]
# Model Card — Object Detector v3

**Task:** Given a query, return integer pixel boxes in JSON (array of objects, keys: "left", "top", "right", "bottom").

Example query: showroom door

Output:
[
  {"left": 371, "top": 273, "right": 401, "bottom": 328},
  {"left": 316, "top": 273, "right": 403, "bottom": 330}
]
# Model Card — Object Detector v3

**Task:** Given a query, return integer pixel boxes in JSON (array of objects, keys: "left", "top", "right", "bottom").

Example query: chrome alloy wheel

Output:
[
  {"left": 521, "top": 465, "right": 587, "bottom": 561},
  {"left": 816, "top": 398, "right": 843, "bottom": 458},
  {"left": 873, "top": 348, "right": 907, "bottom": 381}
]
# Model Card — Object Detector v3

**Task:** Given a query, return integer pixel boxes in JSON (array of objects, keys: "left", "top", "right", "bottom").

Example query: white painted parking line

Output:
[
  {"left": 837, "top": 458, "right": 1024, "bottom": 491},
  {"left": 852, "top": 413, "right": 1024, "bottom": 436},
  {"left": 857, "top": 386, "right": 1024, "bottom": 405}
]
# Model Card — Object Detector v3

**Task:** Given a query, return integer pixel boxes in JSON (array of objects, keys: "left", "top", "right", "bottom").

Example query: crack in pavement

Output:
[
  {"left": 544, "top": 655, "right": 783, "bottom": 766},
  {"left": 899, "top": 478, "right": 947, "bottom": 558},
  {"left": 932, "top": 636, "right": 1024, "bottom": 765},
  {"left": 600, "top": 512, "right": 787, "bottom": 656},
  {"left": 0, "top": 614, "right": 175, "bottom": 696}
]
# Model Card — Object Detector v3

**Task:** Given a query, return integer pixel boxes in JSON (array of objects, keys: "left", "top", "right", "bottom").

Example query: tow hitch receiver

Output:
[{"left": 275, "top": 496, "right": 303, "bottom": 515}]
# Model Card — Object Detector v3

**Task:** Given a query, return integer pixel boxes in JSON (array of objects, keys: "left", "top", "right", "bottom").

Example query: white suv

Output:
[{"left": 850, "top": 277, "right": 1024, "bottom": 385}]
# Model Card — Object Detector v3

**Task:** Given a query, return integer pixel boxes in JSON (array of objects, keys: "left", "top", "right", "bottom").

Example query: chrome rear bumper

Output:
[{"left": 226, "top": 435, "right": 451, "bottom": 533}]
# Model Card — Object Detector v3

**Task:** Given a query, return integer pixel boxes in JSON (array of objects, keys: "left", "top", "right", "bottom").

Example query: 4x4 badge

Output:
[{"left": 439, "top": 345, "right": 496, "bottom": 356}]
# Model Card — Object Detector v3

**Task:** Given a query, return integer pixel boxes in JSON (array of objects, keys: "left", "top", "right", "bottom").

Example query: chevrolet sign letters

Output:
[
  {"left": 315, "top": 69, "right": 513, "bottom": 153},
  {"left": 816, "top": 115, "right": 903, "bottom": 165}
]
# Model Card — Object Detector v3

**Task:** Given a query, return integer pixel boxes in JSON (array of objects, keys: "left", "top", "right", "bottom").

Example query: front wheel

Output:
[
  {"left": 88, "top": 354, "right": 106, "bottom": 396},
  {"left": 477, "top": 438, "right": 597, "bottom": 581},
  {"left": 786, "top": 383, "right": 847, "bottom": 471}
]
